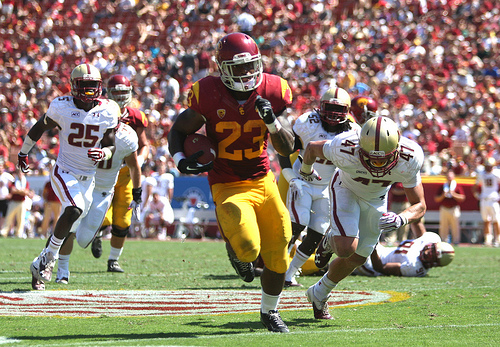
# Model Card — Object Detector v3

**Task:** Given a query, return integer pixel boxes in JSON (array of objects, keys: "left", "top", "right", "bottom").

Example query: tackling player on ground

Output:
[
  {"left": 168, "top": 32, "right": 295, "bottom": 333},
  {"left": 19, "top": 63, "right": 118, "bottom": 290},
  {"left": 353, "top": 232, "right": 455, "bottom": 277}
]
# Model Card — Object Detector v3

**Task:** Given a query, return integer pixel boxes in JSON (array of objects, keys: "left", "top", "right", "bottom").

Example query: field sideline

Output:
[{"left": 1, "top": 238, "right": 499, "bottom": 346}]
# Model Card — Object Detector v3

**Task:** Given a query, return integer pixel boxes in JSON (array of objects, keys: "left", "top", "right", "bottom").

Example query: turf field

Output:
[{"left": 1, "top": 238, "right": 499, "bottom": 346}]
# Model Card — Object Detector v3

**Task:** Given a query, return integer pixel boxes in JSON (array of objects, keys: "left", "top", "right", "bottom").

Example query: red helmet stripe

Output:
[
  {"left": 374, "top": 116, "right": 382, "bottom": 151},
  {"left": 85, "top": 64, "right": 91, "bottom": 74}
]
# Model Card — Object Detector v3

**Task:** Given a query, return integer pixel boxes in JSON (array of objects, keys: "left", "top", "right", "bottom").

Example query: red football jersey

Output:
[
  {"left": 121, "top": 106, "right": 148, "bottom": 132},
  {"left": 188, "top": 73, "right": 293, "bottom": 185}
]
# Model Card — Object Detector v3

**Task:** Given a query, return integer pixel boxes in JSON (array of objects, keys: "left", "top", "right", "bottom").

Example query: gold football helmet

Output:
[
  {"left": 71, "top": 63, "right": 102, "bottom": 103},
  {"left": 359, "top": 116, "right": 400, "bottom": 177},
  {"left": 318, "top": 87, "right": 351, "bottom": 126},
  {"left": 420, "top": 242, "right": 455, "bottom": 268}
]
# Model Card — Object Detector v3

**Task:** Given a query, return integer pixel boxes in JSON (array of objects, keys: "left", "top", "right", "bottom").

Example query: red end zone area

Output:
[{"left": 0, "top": 290, "right": 409, "bottom": 317}]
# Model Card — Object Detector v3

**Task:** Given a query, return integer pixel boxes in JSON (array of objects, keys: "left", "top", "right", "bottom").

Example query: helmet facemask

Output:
[
  {"left": 217, "top": 54, "right": 263, "bottom": 92},
  {"left": 318, "top": 87, "right": 351, "bottom": 126},
  {"left": 71, "top": 64, "right": 102, "bottom": 103},
  {"left": 420, "top": 242, "right": 455, "bottom": 268},
  {"left": 108, "top": 84, "right": 132, "bottom": 108},
  {"left": 359, "top": 116, "right": 401, "bottom": 177}
]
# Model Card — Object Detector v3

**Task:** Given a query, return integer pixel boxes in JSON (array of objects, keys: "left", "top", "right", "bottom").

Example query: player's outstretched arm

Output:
[{"left": 18, "top": 114, "right": 58, "bottom": 172}]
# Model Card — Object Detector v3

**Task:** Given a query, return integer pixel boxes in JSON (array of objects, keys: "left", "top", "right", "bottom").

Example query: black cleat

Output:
[
  {"left": 315, "top": 235, "right": 334, "bottom": 269},
  {"left": 91, "top": 236, "right": 103, "bottom": 258},
  {"left": 260, "top": 310, "right": 289, "bottom": 333},
  {"left": 107, "top": 259, "right": 124, "bottom": 273},
  {"left": 228, "top": 252, "right": 255, "bottom": 283}
]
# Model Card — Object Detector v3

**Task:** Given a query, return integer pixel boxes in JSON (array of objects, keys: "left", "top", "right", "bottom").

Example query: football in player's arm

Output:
[{"left": 168, "top": 32, "right": 295, "bottom": 333}]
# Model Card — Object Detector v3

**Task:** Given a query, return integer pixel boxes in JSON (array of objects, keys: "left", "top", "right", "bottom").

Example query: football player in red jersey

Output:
[
  {"left": 93, "top": 74, "right": 150, "bottom": 272},
  {"left": 168, "top": 32, "right": 295, "bottom": 333},
  {"left": 350, "top": 95, "right": 378, "bottom": 125}
]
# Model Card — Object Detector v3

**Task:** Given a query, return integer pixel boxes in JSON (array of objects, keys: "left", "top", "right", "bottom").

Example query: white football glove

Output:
[
  {"left": 289, "top": 178, "right": 307, "bottom": 200},
  {"left": 379, "top": 212, "right": 408, "bottom": 232},
  {"left": 88, "top": 148, "right": 112, "bottom": 162},
  {"left": 129, "top": 187, "right": 142, "bottom": 223},
  {"left": 299, "top": 168, "right": 322, "bottom": 182},
  {"left": 129, "top": 200, "right": 141, "bottom": 223}
]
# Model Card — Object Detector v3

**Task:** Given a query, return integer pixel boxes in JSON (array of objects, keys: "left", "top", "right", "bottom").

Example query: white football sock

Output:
[
  {"left": 314, "top": 273, "right": 337, "bottom": 301},
  {"left": 285, "top": 249, "right": 309, "bottom": 282},
  {"left": 261, "top": 289, "right": 280, "bottom": 313},
  {"left": 109, "top": 246, "right": 123, "bottom": 261}
]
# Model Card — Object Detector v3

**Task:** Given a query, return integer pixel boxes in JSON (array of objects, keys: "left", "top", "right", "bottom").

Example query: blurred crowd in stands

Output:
[{"left": 0, "top": 0, "right": 499, "bottom": 182}]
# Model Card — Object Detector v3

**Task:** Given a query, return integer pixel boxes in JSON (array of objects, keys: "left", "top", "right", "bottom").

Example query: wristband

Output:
[
  {"left": 102, "top": 147, "right": 113, "bottom": 161},
  {"left": 137, "top": 155, "right": 145, "bottom": 168},
  {"left": 399, "top": 214, "right": 409, "bottom": 226},
  {"left": 21, "top": 135, "right": 37, "bottom": 154},
  {"left": 173, "top": 152, "right": 186, "bottom": 167},
  {"left": 281, "top": 168, "right": 297, "bottom": 182},
  {"left": 266, "top": 119, "right": 282, "bottom": 134},
  {"left": 300, "top": 163, "right": 313, "bottom": 175}
]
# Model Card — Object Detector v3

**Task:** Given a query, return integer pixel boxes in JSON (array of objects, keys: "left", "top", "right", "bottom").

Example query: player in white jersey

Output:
[
  {"left": 352, "top": 232, "right": 455, "bottom": 277},
  {"left": 472, "top": 157, "right": 500, "bottom": 246},
  {"left": 52, "top": 122, "right": 142, "bottom": 286},
  {"left": 279, "top": 87, "right": 360, "bottom": 287},
  {"left": 17, "top": 63, "right": 119, "bottom": 290},
  {"left": 298, "top": 116, "right": 426, "bottom": 320}
]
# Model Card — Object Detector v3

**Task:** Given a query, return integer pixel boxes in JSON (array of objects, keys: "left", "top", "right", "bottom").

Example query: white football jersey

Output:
[
  {"left": 322, "top": 130, "right": 424, "bottom": 201},
  {"left": 357, "top": 232, "right": 442, "bottom": 277},
  {"left": 94, "top": 122, "right": 139, "bottom": 191},
  {"left": 292, "top": 111, "right": 361, "bottom": 186},
  {"left": 475, "top": 168, "right": 500, "bottom": 201},
  {"left": 46, "top": 96, "right": 119, "bottom": 176}
]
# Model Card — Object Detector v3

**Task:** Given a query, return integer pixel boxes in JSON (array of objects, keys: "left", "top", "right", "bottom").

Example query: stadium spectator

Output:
[
  {"left": 472, "top": 157, "right": 500, "bottom": 247},
  {"left": 168, "top": 33, "right": 295, "bottom": 333},
  {"left": 434, "top": 170, "right": 466, "bottom": 245},
  {"left": 0, "top": 170, "right": 34, "bottom": 238},
  {"left": 0, "top": 162, "right": 15, "bottom": 234},
  {"left": 39, "top": 176, "right": 61, "bottom": 239}
]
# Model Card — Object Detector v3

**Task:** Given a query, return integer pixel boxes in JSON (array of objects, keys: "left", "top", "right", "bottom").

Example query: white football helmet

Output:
[
  {"left": 318, "top": 87, "right": 351, "bottom": 126},
  {"left": 70, "top": 63, "right": 102, "bottom": 103},
  {"left": 359, "top": 116, "right": 400, "bottom": 177},
  {"left": 420, "top": 242, "right": 455, "bottom": 268}
]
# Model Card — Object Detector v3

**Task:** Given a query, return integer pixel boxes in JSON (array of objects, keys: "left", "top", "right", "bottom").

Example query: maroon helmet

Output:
[
  {"left": 107, "top": 74, "right": 132, "bottom": 108},
  {"left": 215, "top": 32, "right": 263, "bottom": 92},
  {"left": 350, "top": 95, "right": 378, "bottom": 125}
]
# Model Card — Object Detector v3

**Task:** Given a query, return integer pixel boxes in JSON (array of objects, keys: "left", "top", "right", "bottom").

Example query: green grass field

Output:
[{"left": 1, "top": 238, "right": 500, "bottom": 346}]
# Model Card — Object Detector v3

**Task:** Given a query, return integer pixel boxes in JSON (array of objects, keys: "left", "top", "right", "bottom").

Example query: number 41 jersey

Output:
[
  {"left": 322, "top": 130, "right": 424, "bottom": 201},
  {"left": 46, "top": 96, "right": 119, "bottom": 177}
]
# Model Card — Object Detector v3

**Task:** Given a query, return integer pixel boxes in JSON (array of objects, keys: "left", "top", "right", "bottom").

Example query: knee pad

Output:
[
  {"left": 291, "top": 222, "right": 306, "bottom": 238},
  {"left": 111, "top": 225, "right": 129, "bottom": 238},
  {"left": 64, "top": 206, "right": 83, "bottom": 223},
  {"left": 298, "top": 229, "right": 324, "bottom": 256}
]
